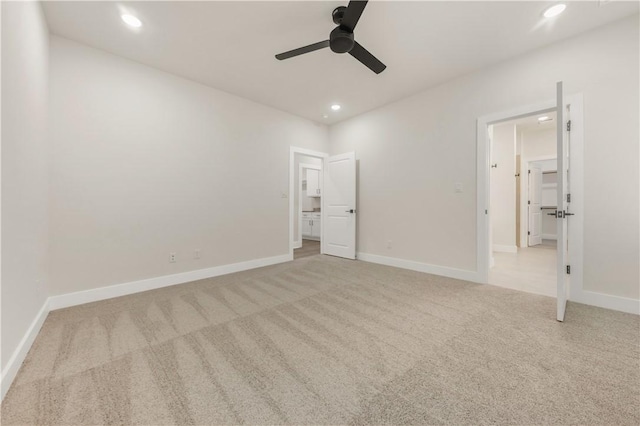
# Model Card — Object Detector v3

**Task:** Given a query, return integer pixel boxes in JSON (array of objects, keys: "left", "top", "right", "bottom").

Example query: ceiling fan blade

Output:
[
  {"left": 341, "top": 0, "right": 368, "bottom": 32},
  {"left": 275, "top": 40, "right": 330, "bottom": 60},
  {"left": 349, "top": 41, "right": 386, "bottom": 74}
]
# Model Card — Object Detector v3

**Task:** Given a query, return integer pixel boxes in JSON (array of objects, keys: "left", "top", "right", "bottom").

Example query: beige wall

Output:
[
  {"left": 520, "top": 128, "right": 556, "bottom": 160},
  {"left": 329, "top": 16, "right": 639, "bottom": 300},
  {"left": 1, "top": 1, "right": 50, "bottom": 374},
  {"left": 490, "top": 123, "right": 516, "bottom": 249},
  {"left": 48, "top": 37, "right": 329, "bottom": 296}
]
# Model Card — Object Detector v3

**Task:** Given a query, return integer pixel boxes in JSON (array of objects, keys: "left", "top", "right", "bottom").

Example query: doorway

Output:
[
  {"left": 488, "top": 112, "right": 558, "bottom": 297},
  {"left": 297, "top": 161, "right": 323, "bottom": 259},
  {"left": 289, "top": 147, "right": 358, "bottom": 261},
  {"left": 289, "top": 148, "right": 328, "bottom": 260},
  {"left": 477, "top": 87, "right": 584, "bottom": 321}
]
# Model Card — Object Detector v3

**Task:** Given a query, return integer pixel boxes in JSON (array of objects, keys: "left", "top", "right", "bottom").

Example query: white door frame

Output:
[
  {"left": 289, "top": 146, "right": 328, "bottom": 259},
  {"left": 298, "top": 162, "right": 322, "bottom": 247},
  {"left": 477, "top": 95, "right": 584, "bottom": 302}
]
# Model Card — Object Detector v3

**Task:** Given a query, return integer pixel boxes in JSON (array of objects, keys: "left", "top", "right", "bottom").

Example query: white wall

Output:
[
  {"left": 48, "top": 36, "right": 329, "bottom": 296},
  {"left": 1, "top": 1, "right": 50, "bottom": 377},
  {"left": 520, "top": 127, "right": 556, "bottom": 160},
  {"left": 490, "top": 123, "right": 516, "bottom": 250},
  {"left": 329, "top": 15, "right": 639, "bottom": 300}
]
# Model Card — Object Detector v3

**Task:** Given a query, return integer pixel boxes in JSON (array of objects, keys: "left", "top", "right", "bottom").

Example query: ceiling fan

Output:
[{"left": 275, "top": 0, "right": 386, "bottom": 74}]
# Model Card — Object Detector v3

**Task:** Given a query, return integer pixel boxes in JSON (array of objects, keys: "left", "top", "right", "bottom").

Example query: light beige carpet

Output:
[{"left": 2, "top": 254, "right": 639, "bottom": 425}]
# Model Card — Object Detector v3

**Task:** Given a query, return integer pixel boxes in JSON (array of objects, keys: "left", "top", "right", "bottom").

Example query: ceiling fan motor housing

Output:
[{"left": 330, "top": 27, "right": 355, "bottom": 54}]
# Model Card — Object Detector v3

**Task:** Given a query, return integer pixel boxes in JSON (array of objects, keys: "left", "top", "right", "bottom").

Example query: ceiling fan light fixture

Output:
[
  {"left": 121, "top": 14, "right": 142, "bottom": 28},
  {"left": 331, "top": 104, "right": 341, "bottom": 111},
  {"left": 274, "top": 1, "right": 386, "bottom": 74},
  {"left": 543, "top": 4, "right": 566, "bottom": 18}
]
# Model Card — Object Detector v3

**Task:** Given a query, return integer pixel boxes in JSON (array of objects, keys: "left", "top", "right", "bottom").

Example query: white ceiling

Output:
[{"left": 42, "top": 1, "right": 639, "bottom": 124}]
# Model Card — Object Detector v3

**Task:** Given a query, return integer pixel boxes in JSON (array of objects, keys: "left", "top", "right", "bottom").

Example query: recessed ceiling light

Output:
[
  {"left": 543, "top": 4, "right": 566, "bottom": 18},
  {"left": 121, "top": 14, "right": 142, "bottom": 28},
  {"left": 322, "top": 114, "right": 329, "bottom": 119},
  {"left": 331, "top": 104, "right": 341, "bottom": 111},
  {"left": 538, "top": 116, "right": 550, "bottom": 121}
]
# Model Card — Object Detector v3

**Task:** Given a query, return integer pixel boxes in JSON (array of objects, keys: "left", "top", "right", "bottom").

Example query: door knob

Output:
[{"left": 345, "top": 209, "right": 355, "bottom": 213}]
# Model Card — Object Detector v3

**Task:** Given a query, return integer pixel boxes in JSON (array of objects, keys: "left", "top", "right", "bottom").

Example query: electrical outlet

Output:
[
  {"left": 169, "top": 252, "right": 176, "bottom": 263},
  {"left": 454, "top": 182, "right": 463, "bottom": 193},
  {"left": 387, "top": 240, "right": 392, "bottom": 249},
  {"left": 281, "top": 192, "right": 288, "bottom": 198},
  {"left": 194, "top": 249, "right": 201, "bottom": 259}
]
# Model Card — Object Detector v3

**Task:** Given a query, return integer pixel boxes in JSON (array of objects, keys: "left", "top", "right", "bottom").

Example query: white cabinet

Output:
[
  {"left": 306, "top": 169, "right": 321, "bottom": 197},
  {"left": 302, "top": 213, "right": 312, "bottom": 237},
  {"left": 311, "top": 213, "right": 321, "bottom": 238},
  {"left": 302, "top": 212, "right": 321, "bottom": 240}
]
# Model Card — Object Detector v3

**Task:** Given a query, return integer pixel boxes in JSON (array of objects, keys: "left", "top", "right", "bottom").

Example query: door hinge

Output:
[
  {"left": 527, "top": 231, "right": 530, "bottom": 235},
  {"left": 528, "top": 169, "right": 531, "bottom": 174},
  {"left": 566, "top": 265, "right": 571, "bottom": 275},
  {"left": 567, "top": 193, "right": 571, "bottom": 203},
  {"left": 528, "top": 200, "right": 530, "bottom": 205},
  {"left": 567, "top": 120, "right": 572, "bottom": 131}
]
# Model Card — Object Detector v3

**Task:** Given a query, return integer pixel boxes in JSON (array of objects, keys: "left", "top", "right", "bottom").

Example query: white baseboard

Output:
[
  {"left": 294, "top": 240, "right": 302, "bottom": 249},
  {"left": 357, "top": 252, "right": 479, "bottom": 282},
  {"left": 1, "top": 299, "right": 50, "bottom": 400},
  {"left": 541, "top": 234, "right": 557, "bottom": 240},
  {"left": 49, "top": 254, "right": 292, "bottom": 310},
  {"left": 573, "top": 290, "right": 640, "bottom": 315},
  {"left": 493, "top": 244, "right": 518, "bottom": 253},
  {"left": 1, "top": 253, "right": 292, "bottom": 401}
]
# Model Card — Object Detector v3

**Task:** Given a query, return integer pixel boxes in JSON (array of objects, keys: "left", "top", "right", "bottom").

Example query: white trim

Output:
[
  {"left": 358, "top": 252, "right": 479, "bottom": 283},
  {"left": 1, "top": 253, "right": 291, "bottom": 399},
  {"left": 294, "top": 240, "right": 302, "bottom": 249},
  {"left": 49, "top": 254, "right": 291, "bottom": 310},
  {"left": 572, "top": 291, "right": 640, "bottom": 315},
  {"left": 1, "top": 299, "right": 50, "bottom": 400},
  {"left": 541, "top": 234, "right": 557, "bottom": 240},
  {"left": 289, "top": 146, "right": 328, "bottom": 259},
  {"left": 493, "top": 244, "right": 518, "bottom": 253}
]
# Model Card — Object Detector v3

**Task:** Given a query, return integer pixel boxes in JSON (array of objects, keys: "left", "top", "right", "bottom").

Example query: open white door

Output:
[
  {"left": 528, "top": 164, "right": 543, "bottom": 246},
  {"left": 556, "top": 81, "right": 570, "bottom": 322},
  {"left": 323, "top": 152, "right": 356, "bottom": 259}
]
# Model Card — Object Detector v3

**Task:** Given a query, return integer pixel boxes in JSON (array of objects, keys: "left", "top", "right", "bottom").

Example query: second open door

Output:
[{"left": 323, "top": 152, "right": 356, "bottom": 259}]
